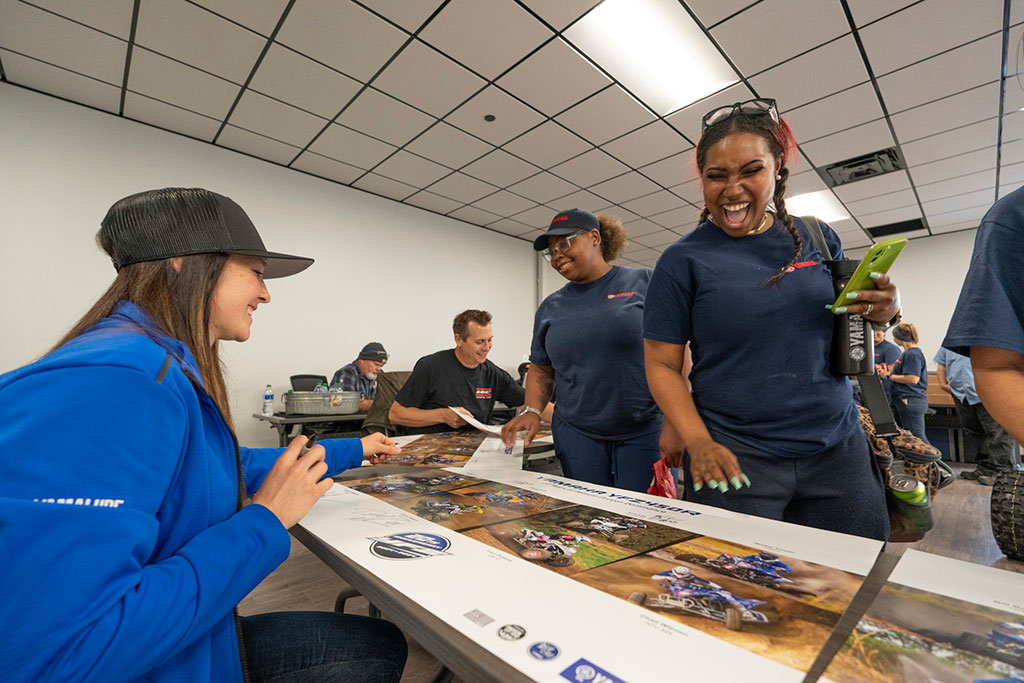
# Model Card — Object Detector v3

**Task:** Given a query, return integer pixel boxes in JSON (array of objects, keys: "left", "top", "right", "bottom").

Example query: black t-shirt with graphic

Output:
[{"left": 394, "top": 349, "right": 525, "bottom": 433}]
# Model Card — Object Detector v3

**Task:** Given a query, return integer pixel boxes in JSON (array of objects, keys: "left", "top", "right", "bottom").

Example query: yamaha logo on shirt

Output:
[
  {"left": 606, "top": 290, "right": 635, "bottom": 299},
  {"left": 475, "top": 387, "right": 492, "bottom": 399},
  {"left": 368, "top": 532, "right": 452, "bottom": 560},
  {"left": 783, "top": 260, "right": 820, "bottom": 273}
]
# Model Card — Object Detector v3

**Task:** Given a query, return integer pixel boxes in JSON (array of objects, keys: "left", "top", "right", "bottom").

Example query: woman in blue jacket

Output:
[
  {"left": 884, "top": 322, "right": 931, "bottom": 443},
  {"left": 0, "top": 188, "right": 406, "bottom": 683}
]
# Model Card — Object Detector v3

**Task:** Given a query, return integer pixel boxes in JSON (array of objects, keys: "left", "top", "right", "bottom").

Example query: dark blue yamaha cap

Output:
[{"left": 532, "top": 208, "right": 599, "bottom": 251}]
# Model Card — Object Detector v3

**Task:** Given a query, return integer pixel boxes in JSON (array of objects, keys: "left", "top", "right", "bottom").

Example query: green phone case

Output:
[{"left": 831, "top": 237, "right": 907, "bottom": 310}]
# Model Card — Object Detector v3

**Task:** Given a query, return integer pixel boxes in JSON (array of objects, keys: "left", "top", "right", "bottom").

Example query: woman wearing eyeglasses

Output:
[
  {"left": 500, "top": 209, "right": 667, "bottom": 492},
  {"left": 642, "top": 99, "right": 899, "bottom": 540}
]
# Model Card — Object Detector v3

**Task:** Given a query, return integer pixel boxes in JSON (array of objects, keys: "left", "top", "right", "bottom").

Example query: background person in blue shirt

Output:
[
  {"left": 934, "top": 346, "right": 1015, "bottom": 485},
  {"left": 0, "top": 188, "right": 405, "bottom": 683},
  {"left": 332, "top": 341, "right": 388, "bottom": 411},
  {"left": 642, "top": 99, "right": 900, "bottom": 540},
  {"left": 500, "top": 209, "right": 667, "bottom": 492},
  {"left": 882, "top": 323, "right": 930, "bottom": 443},
  {"left": 874, "top": 328, "right": 901, "bottom": 401}
]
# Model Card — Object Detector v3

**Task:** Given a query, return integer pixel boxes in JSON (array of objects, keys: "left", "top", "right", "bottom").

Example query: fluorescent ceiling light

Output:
[
  {"left": 566, "top": 0, "right": 738, "bottom": 116},
  {"left": 785, "top": 190, "right": 850, "bottom": 223}
]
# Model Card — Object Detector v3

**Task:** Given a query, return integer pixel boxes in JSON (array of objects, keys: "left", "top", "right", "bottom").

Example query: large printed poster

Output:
[
  {"left": 301, "top": 466, "right": 883, "bottom": 682},
  {"left": 823, "top": 549, "right": 1024, "bottom": 682}
]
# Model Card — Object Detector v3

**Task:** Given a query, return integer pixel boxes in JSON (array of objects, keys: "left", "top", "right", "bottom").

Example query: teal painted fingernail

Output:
[
  {"left": 708, "top": 479, "right": 718, "bottom": 489},
  {"left": 845, "top": 292, "right": 858, "bottom": 301},
  {"left": 834, "top": 306, "right": 847, "bottom": 314},
  {"left": 693, "top": 482, "right": 702, "bottom": 492},
  {"left": 731, "top": 476, "right": 742, "bottom": 490},
  {"left": 870, "top": 272, "right": 882, "bottom": 280},
  {"left": 742, "top": 474, "right": 752, "bottom": 487},
  {"left": 719, "top": 481, "right": 730, "bottom": 493}
]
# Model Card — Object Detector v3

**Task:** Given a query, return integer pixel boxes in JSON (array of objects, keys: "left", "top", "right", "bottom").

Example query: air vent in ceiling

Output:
[
  {"left": 865, "top": 218, "right": 927, "bottom": 238},
  {"left": 817, "top": 147, "right": 907, "bottom": 187}
]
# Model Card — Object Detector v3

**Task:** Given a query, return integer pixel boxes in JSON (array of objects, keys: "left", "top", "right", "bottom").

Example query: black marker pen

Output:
[{"left": 299, "top": 435, "right": 318, "bottom": 457}]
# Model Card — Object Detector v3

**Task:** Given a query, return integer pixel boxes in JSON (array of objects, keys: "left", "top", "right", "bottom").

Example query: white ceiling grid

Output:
[{"left": 2, "top": 0, "right": 1023, "bottom": 267}]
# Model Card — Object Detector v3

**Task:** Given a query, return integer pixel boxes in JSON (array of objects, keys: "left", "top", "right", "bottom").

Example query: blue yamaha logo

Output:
[
  {"left": 369, "top": 532, "right": 452, "bottom": 560},
  {"left": 529, "top": 641, "right": 560, "bottom": 661}
]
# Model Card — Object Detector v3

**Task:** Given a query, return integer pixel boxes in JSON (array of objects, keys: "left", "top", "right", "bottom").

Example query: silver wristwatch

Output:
[{"left": 518, "top": 405, "right": 543, "bottom": 419}]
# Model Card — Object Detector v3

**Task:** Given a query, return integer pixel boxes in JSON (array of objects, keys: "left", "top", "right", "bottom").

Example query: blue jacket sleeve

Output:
[{"left": 240, "top": 438, "right": 365, "bottom": 494}]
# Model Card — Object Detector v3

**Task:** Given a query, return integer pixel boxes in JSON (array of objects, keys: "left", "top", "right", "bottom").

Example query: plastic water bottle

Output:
[
  {"left": 329, "top": 381, "right": 343, "bottom": 393},
  {"left": 262, "top": 384, "right": 274, "bottom": 416},
  {"left": 314, "top": 382, "right": 329, "bottom": 393}
]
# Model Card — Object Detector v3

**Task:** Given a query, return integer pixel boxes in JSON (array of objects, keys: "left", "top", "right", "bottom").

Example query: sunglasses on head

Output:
[{"left": 701, "top": 98, "right": 779, "bottom": 133}]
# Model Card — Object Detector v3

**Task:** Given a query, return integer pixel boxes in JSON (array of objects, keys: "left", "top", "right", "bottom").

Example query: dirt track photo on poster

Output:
[{"left": 342, "top": 471, "right": 486, "bottom": 501}]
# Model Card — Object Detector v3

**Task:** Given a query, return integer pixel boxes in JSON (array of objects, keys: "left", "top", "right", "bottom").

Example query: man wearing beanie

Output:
[{"left": 332, "top": 342, "right": 388, "bottom": 411}]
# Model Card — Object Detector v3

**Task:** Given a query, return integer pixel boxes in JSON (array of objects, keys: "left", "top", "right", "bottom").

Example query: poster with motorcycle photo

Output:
[
  {"left": 822, "top": 549, "right": 1024, "bottom": 682},
  {"left": 301, "top": 468, "right": 883, "bottom": 681}
]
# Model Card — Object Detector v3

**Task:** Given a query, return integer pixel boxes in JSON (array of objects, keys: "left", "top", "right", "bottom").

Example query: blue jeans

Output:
[
  {"left": 684, "top": 428, "right": 889, "bottom": 541},
  {"left": 240, "top": 611, "right": 407, "bottom": 683},
  {"left": 552, "top": 414, "right": 662, "bottom": 492},
  {"left": 894, "top": 395, "right": 930, "bottom": 444}
]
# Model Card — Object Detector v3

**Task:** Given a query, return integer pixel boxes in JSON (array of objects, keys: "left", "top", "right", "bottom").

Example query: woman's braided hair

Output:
[{"left": 696, "top": 113, "right": 803, "bottom": 285}]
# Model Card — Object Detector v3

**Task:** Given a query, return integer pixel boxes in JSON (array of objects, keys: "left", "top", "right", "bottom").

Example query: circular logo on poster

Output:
[
  {"left": 368, "top": 532, "right": 451, "bottom": 560},
  {"left": 849, "top": 347, "right": 866, "bottom": 361},
  {"left": 497, "top": 624, "right": 526, "bottom": 641},
  {"left": 529, "top": 641, "right": 560, "bottom": 660}
]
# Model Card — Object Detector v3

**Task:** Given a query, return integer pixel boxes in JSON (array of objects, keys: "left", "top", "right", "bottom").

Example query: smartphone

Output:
[{"left": 831, "top": 237, "right": 907, "bottom": 310}]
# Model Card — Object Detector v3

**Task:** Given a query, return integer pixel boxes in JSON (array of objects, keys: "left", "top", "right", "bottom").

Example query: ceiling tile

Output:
[
  {"left": 555, "top": 191, "right": 607, "bottom": 212},
  {"left": 135, "top": 0, "right": 264, "bottom": 84},
  {"left": 448, "top": 204, "right": 502, "bottom": 226},
  {"left": 1002, "top": 83, "right": 1024, "bottom": 114},
  {"left": 930, "top": 219, "right": 981, "bottom": 234},
  {"left": 497, "top": 37, "right": 611, "bottom": 116},
  {"left": 857, "top": 205, "right": 921, "bottom": 228},
  {"left": 1000, "top": 139, "right": 1024, "bottom": 165},
  {"left": 712, "top": 0, "right": 849, "bottom": 76},
  {"left": 846, "top": 0, "right": 919, "bottom": 28},
  {"left": 308, "top": 123, "right": 397, "bottom": 170},
  {"left": 832, "top": 170, "right": 912, "bottom": 202},
  {"left": 291, "top": 150, "right": 364, "bottom": 184},
  {"left": 1, "top": 50, "right": 121, "bottom": 113},
  {"left": 669, "top": 178, "right": 704, "bottom": 205},
  {"left": 828, "top": 218, "right": 864, "bottom": 235},
  {"left": 128, "top": 47, "right": 239, "bottom": 119},
  {"left": 784, "top": 83, "right": 884, "bottom": 144},
  {"left": 555, "top": 85, "right": 655, "bottom": 145},
  {"left": 461, "top": 149, "right": 539, "bottom": 186},
  {"left": 632, "top": 229, "right": 681, "bottom": 249},
  {"left": 353, "top": 172, "right": 418, "bottom": 201},
  {"left": 487, "top": 217, "right": 534, "bottom": 237},
  {"left": 276, "top": 0, "right": 407, "bottom": 81},
  {"left": 549, "top": 148, "right": 629, "bottom": 186},
  {"left": 664, "top": 82, "right": 754, "bottom": 141},
  {"left": 426, "top": 172, "right": 498, "bottom": 203},
  {"left": 639, "top": 152, "right": 697, "bottom": 189},
  {"left": 648, "top": 205, "right": 698, "bottom": 230},
  {"left": 900, "top": 119, "right": 999, "bottom": 167},
  {"left": 799, "top": 119, "right": 894, "bottom": 167},
  {"left": 472, "top": 190, "right": 536, "bottom": 216},
  {"left": 684, "top": 0, "right": 762, "bottom": 28},
  {"left": 916, "top": 169, "right": 995, "bottom": 203},
  {"left": 192, "top": 0, "right": 290, "bottom": 36},
  {"left": 507, "top": 172, "right": 578, "bottom": 204},
  {"left": 419, "top": 0, "right": 551, "bottom": 79},
  {"left": 248, "top": 44, "right": 361, "bottom": 119},
  {"left": 876, "top": 34, "right": 1001, "bottom": 113},
  {"left": 217, "top": 125, "right": 300, "bottom": 165},
  {"left": 925, "top": 204, "right": 990, "bottom": 226},
  {"left": 517, "top": 229, "right": 545, "bottom": 244},
  {"left": 337, "top": 88, "right": 435, "bottom": 146},
  {"left": 123, "top": 91, "right": 220, "bottom": 141},
  {"left": 921, "top": 188, "right": 996, "bottom": 216},
  {"left": 786, "top": 169, "right": 830, "bottom": 196},
  {"left": 890, "top": 83, "right": 999, "bottom": 144},
  {"left": 502, "top": 121, "right": 592, "bottom": 169},
  {"left": 373, "top": 39, "right": 485, "bottom": 118},
  {"left": 845, "top": 189, "right": 917, "bottom": 216},
  {"left": 405, "top": 122, "right": 493, "bottom": 170},
  {"left": 513, "top": 204, "right": 561, "bottom": 228},
  {"left": 445, "top": 86, "right": 546, "bottom": 146},
  {"left": 623, "top": 218, "right": 669, "bottom": 238},
  {"left": 623, "top": 244, "right": 659, "bottom": 263},
  {"left": 357, "top": 0, "right": 442, "bottom": 33},
  {"left": 859, "top": 0, "right": 1002, "bottom": 76},
  {"left": 228, "top": 89, "right": 327, "bottom": 147},
  {"left": 908, "top": 147, "right": 995, "bottom": 186},
  {"left": 621, "top": 189, "right": 686, "bottom": 216},
  {"left": 373, "top": 150, "right": 450, "bottom": 187},
  {"left": 25, "top": 0, "right": 136, "bottom": 38},
  {"left": 0, "top": 1, "right": 126, "bottom": 84},
  {"left": 517, "top": 0, "right": 601, "bottom": 31},
  {"left": 602, "top": 121, "right": 691, "bottom": 168},
  {"left": 403, "top": 190, "right": 464, "bottom": 214},
  {"left": 588, "top": 172, "right": 661, "bottom": 204},
  {"left": 749, "top": 36, "right": 869, "bottom": 111},
  {"left": 999, "top": 160, "right": 1024, "bottom": 185}
]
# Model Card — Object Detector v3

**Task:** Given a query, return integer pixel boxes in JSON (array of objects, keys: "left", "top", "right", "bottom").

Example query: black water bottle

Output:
[{"left": 827, "top": 259, "right": 874, "bottom": 376}]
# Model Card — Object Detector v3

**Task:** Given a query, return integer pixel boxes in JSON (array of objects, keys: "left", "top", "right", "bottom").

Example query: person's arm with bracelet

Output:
[
  {"left": 971, "top": 346, "right": 1024, "bottom": 443},
  {"left": 500, "top": 363, "right": 554, "bottom": 446}
]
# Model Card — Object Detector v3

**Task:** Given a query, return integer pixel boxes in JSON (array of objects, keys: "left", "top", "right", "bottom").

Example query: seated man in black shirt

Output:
[{"left": 390, "top": 309, "right": 525, "bottom": 433}]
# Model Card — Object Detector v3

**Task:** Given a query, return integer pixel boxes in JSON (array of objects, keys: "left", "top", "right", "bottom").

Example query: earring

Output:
[{"left": 776, "top": 174, "right": 782, "bottom": 180}]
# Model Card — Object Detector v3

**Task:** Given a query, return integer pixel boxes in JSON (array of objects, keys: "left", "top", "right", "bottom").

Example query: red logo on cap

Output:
[{"left": 551, "top": 216, "right": 568, "bottom": 223}]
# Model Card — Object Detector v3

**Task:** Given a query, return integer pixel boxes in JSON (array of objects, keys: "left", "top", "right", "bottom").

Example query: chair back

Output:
[
  {"left": 361, "top": 370, "right": 412, "bottom": 437},
  {"left": 290, "top": 374, "right": 328, "bottom": 392}
]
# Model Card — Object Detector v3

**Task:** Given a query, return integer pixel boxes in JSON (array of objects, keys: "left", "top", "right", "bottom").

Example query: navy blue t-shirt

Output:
[
  {"left": 944, "top": 185, "right": 1024, "bottom": 356},
  {"left": 891, "top": 347, "right": 928, "bottom": 400},
  {"left": 643, "top": 217, "right": 859, "bottom": 457},
  {"left": 531, "top": 266, "right": 661, "bottom": 438},
  {"left": 874, "top": 339, "right": 901, "bottom": 397}
]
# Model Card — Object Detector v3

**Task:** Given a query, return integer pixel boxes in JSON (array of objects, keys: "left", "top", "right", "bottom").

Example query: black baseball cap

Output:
[
  {"left": 358, "top": 342, "right": 388, "bottom": 362},
  {"left": 99, "top": 187, "right": 314, "bottom": 278},
  {"left": 532, "top": 208, "right": 600, "bottom": 251}
]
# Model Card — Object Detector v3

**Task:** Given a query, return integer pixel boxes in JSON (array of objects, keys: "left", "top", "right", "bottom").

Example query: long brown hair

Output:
[
  {"left": 51, "top": 249, "right": 235, "bottom": 429},
  {"left": 696, "top": 113, "right": 803, "bottom": 286}
]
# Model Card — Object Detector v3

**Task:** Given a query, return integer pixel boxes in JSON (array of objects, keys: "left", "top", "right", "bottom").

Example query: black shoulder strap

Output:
[{"left": 799, "top": 215, "right": 833, "bottom": 261}]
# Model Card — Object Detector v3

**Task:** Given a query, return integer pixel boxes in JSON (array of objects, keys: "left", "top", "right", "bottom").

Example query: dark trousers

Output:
[
  {"left": 240, "top": 611, "right": 407, "bottom": 683},
  {"left": 954, "top": 396, "right": 1017, "bottom": 470},
  {"left": 894, "top": 395, "right": 930, "bottom": 444},
  {"left": 684, "top": 428, "right": 890, "bottom": 541},
  {"left": 552, "top": 414, "right": 662, "bottom": 493}
]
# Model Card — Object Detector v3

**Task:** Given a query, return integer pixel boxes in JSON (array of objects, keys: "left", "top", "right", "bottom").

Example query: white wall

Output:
[{"left": 0, "top": 86, "right": 538, "bottom": 447}]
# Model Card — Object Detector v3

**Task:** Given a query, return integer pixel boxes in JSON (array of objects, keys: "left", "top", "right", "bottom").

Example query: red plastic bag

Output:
[{"left": 647, "top": 458, "right": 677, "bottom": 499}]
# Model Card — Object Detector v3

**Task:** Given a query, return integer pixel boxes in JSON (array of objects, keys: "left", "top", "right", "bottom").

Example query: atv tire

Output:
[
  {"left": 521, "top": 548, "right": 551, "bottom": 561},
  {"left": 675, "top": 554, "right": 708, "bottom": 565},
  {"left": 628, "top": 591, "right": 647, "bottom": 606},
  {"left": 548, "top": 554, "right": 575, "bottom": 567},
  {"left": 991, "top": 469, "right": 1024, "bottom": 561},
  {"left": 954, "top": 632, "right": 991, "bottom": 655},
  {"left": 724, "top": 605, "right": 743, "bottom": 631}
]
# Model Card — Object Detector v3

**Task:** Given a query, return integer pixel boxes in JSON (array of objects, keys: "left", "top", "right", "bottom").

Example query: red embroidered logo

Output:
[
  {"left": 551, "top": 215, "right": 568, "bottom": 223},
  {"left": 783, "top": 261, "right": 819, "bottom": 273},
  {"left": 607, "top": 291, "right": 635, "bottom": 299},
  {"left": 475, "top": 387, "right": 492, "bottom": 399}
]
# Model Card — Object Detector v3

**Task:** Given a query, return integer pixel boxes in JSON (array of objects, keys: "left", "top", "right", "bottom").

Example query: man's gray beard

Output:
[{"left": 365, "top": 372, "right": 378, "bottom": 380}]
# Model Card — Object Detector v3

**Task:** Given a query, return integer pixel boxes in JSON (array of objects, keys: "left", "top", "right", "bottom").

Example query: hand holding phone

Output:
[{"left": 830, "top": 237, "right": 907, "bottom": 311}]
